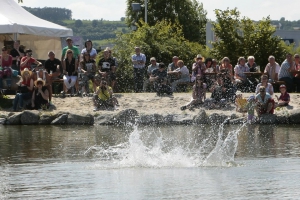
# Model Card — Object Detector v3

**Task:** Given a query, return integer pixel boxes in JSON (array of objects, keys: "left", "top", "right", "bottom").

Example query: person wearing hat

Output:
[
  {"left": 143, "top": 57, "right": 159, "bottom": 91},
  {"left": 98, "top": 47, "right": 116, "bottom": 90},
  {"left": 32, "top": 63, "right": 52, "bottom": 104},
  {"left": 20, "top": 49, "right": 41, "bottom": 72},
  {"left": 191, "top": 54, "right": 206, "bottom": 82},
  {"left": 28, "top": 77, "right": 49, "bottom": 110},
  {"left": 61, "top": 37, "right": 80, "bottom": 64},
  {"left": 255, "top": 86, "right": 275, "bottom": 117},
  {"left": 275, "top": 84, "right": 290, "bottom": 107},
  {"left": 81, "top": 39, "right": 97, "bottom": 60},
  {"left": 12, "top": 68, "right": 33, "bottom": 111}
]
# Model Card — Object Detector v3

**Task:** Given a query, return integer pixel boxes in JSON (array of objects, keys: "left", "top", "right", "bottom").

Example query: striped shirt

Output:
[{"left": 279, "top": 60, "right": 295, "bottom": 79}]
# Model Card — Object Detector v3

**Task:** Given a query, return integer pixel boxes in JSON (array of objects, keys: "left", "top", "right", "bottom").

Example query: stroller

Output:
[{"left": 154, "top": 78, "right": 173, "bottom": 96}]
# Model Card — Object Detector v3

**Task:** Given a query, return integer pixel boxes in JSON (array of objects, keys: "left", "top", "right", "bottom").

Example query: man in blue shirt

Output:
[{"left": 131, "top": 47, "right": 146, "bottom": 93}]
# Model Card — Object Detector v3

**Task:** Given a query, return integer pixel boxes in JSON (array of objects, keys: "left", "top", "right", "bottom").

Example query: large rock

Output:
[
  {"left": 172, "top": 115, "right": 193, "bottom": 125},
  {"left": 289, "top": 109, "right": 300, "bottom": 124},
  {"left": 67, "top": 114, "right": 94, "bottom": 125},
  {"left": 6, "top": 112, "right": 22, "bottom": 125},
  {"left": 229, "top": 117, "right": 246, "bottom": 124},
  {"left": 259, "top": 114, "right": 276, "bottom": 124},
  {"left": 139, "top": 114, "right": 164, "bottom": 125},
  {"left": 112, "top": 109, "right": 138, "bottom": 125},
  {"left": 0, "top": 118, "right": 6, "bottom": 125},
  {"left": 51, "top": 114, "right": 68, "bottom": 125},
  {"left": 94, "top": 115, "right": 114, "bottom": 125},
  {"left": 39, "top": 114, "right": 57, "bottom": 125},
  {"left": 276, "top": 113, "right": 290, "bottom": 124},
  {"left": 21, "top": 110, "right": 40, "bottom": 124},
  {"left": 208, "top": 113, "right": 229, "bottom": 124},
  {"left": 193, "top": 109, "right": 208, "bottom": 124}
]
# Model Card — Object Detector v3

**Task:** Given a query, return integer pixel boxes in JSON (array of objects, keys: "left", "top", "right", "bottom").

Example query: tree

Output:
[
  {"left": 75, "top": 19, "right": 83, "bottom": 27},
  {"left": 92, "top": 20, "right": 98, "bottom": 28},
  {"left": 125, "top": 0, "right": 207, "bottom": 44},
  {"left": 109, "top": 20, "right": 209, "bottom": 92},
  {"left": 120, "top": 17, "right": 125, "bottom": 22},
  {"left": 210, "top": 8, "right": 288, "bottom": 70}
]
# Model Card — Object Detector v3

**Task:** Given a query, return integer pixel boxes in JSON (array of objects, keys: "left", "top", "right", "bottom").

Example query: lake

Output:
[{"left": 1, "top": 124, "right": 300, "bottom": 199}]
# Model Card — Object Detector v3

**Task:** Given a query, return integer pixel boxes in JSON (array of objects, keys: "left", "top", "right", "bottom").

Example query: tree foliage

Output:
[
  {"left": 125, "top": 0, "right": 207, "bottom": 44},
  {"left": 211, "top": 8, "right": 288, "bottom": 70},
  {"left": 109, "top": 20, "right": 209, "bottom": 92},
  {"left": 22, "top": 7, "right": 72, "bottom": 22}
]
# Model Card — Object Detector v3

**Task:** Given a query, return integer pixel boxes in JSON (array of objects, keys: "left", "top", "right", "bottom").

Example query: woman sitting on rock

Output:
[
  {"left": 27, "top": 78, "right": 49, "bottom": 110},
  {"left": 255, "top": 74, "right": 274, "bottom": 96},
  {"left": 181, "top": 75, "right": 207, "bottom": 110},
  {"left": 13, "top": 68, "right": 33, "bottom": 111}
]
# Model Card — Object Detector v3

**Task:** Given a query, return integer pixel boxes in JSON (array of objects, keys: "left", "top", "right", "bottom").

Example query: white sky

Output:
[{"left": 15, "top": 0, "right": 300, "bottom": 21}]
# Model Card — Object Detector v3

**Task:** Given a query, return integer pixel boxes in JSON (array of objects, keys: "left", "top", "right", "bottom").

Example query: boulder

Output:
[
  {"left": 6, "top": 112, "right": 22, "bottom": 125},
  {"left": 139, "top": 114, "right": 164, "bottom": 125},
  {"left": 112, "top": 109, "right": 138, "bottom": 125},
  {"left": 172, "top": 115, "right": 193, "bottom": 125},
  {"left": 193, "top": 109, "right": 208, "bottom": 124},
  {"left": 94, "top": 115, "right": 114, "bottom": 125},
  {"left": 229, "top": 117, "right": 246, "bottom": 124},
  {"left": 0, "top": 118, "right": 6, "bottom": 125},
  {"left": 276, "top": 113, "right": 289, "bottom": 124},
  {"left": 21, "top": 110, "right": 40, "bottom": 125},
  {"left": 208, "top": 113, "right": 229, "bottom": 124},
  {"left": 259, "top": 114, "right": 276, "bottom": 124},
  {"left": 289, "top": 109, "right": 300, "bottom": 124},
  {"left": 67, "top": 114, "right": 94, "bottom": 125},
  {"left": 51, "top": 114, "right": 68, "bottom": 125},
  {"left": 39, "top": 114, "right": 57, "bottom": 125}
]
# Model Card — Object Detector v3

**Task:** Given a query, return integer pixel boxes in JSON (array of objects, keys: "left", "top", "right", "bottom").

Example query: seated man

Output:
[
  {"left": 143, "top": 57, "right": 159, "bottom": 91},
  {"left": 264, "top": 55, "right": 280, "bottom": 83},
  {"left": 168, "top": 60, "right": 190, "bottom": 92},
  {"left": 93, "top": 76, "right": 118, "bottom": 111},
  {"left": 44, "top": 51, "right": 61, "bottom": 79},
  {"left": 150, "top": 62, "right": 172, "bottom": 96},
  {"left": 234, "top": 57, "right": 250, "bottom": 92},
  {"left": 32, "top": 64, "right": 52, "bottom": 105},
  {"left": 98, "top": 48, "right": 116, "bottom": 89},
  {"left": 20, "top": 49, "right": 41, "bottom": 72},
  {"left": 255, "top": 86, "right": 275, "bottom": 117},
  {"left": 167, "top": 56, "right": 179, "bottom": 83}
]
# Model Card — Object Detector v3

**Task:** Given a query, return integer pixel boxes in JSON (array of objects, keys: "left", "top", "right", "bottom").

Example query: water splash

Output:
[{"left": 87, "top": 123, "right": 246, "bottom": 169}]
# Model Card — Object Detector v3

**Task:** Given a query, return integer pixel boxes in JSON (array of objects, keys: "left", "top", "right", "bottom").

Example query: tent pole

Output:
[{"left": 13, "top": 33, "right": 18, "bottom": 41}]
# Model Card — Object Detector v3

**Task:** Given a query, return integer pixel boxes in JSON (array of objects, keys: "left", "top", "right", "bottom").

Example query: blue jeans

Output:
[
  {"left": 133, "top": 68, "right": 145, "bottom": 93},
  {"left": 13, "top": 92, "right": 32, "bottom": 111}
]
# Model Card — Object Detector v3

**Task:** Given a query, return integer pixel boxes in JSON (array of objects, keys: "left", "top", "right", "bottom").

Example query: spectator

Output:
[
  {"left": 167, "top": 56, "right": 179, "bottom": 83},
  {"left": 10, "top": 41, "right": 25, "bottom": 73},
  {"left": 234, "top": 57, "right": 250, "bottom": 92},
  {"left": 219, "top": 57, "right": 233, "bottom": 79},
  {"left": 150, "top": 62, "right": 172, "bottom": 96},
  {"left": 131, "top": 47, "right": 146, "bottom": 93},
  {"left": 13, "top": 68, "right": 33, "bottom": 111},
  {"left": 294, "top": 54, "right": 300, "bottom": 81},
  {"left": 169, "top": 60, "right": 190, "bottom": 92},
  {"left": 264, "top": 55, "right": 280, "bottom": 83},
  {"left": 27, "top": 78, "right": 49, "bottom": 110},
  {"left": 205, "top": 58, "right": 215, "bottom": 73},
  {"left": 0, "top": 46, "right": 13, "bottom": 88},
  {"left": 255, "top": 74, "right": 274, "bottom": 96},
  {"left": 143, "top": 57, "right": 159, "bottom": 92},
  {"left": 275, "top": 84, "right": 290, "bottom": 107},
  {"left": 32, "top": 64, "right": 52, "bottom": 104},
  {"left": 44, "top": 51, "right": 61, "bottom": 79},
  {"left": 107, "top": 47, "right": 118, "bottom": 70},
  {"left": 255, "top": 86, "right": 275, "bottom": 117},
  {"left": 212, "top": 59, "right": 219, "bottom": 73},
  {"left": 93, "top": 77, "right": 118, "bottom": 111},
  {"left": 79, "top": 52, "right": 96, "bottom": 94},
  {"left": 61, "top": 37, "right": 80, "bottom": 63},
  {"left": 81, "top": 39, "right": 97, "bottom": 60},
  {"left": 180, "top": 75, "right": 206, "bottom": 110},
  {"left": 278, "top": 53, "right": 300, "bottom": 92},
  {"left": 246, "top": 95, "right": 256, "bottom": 124},
  {"left": 61, "top": 49, "right": 79, "bottom": 97},
  {"left": 20, "top": 49, "right": 41, "bottom": 71},
  {"left": 191, "top": 54, "right": 206, "bottom": 82},
  {"left": 246, "top": 56, "right": 257, "bottom": 72},
  {"left": 235, "top": 92, "right": 247, "bottom": 112},
  {"left": 98, "top": 47, "right": 116, "bottom": 89}
]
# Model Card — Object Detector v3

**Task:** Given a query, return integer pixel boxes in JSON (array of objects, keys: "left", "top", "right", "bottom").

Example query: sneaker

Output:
[{"left": 93, "top": 107, "right": 98, "bottom": 112}]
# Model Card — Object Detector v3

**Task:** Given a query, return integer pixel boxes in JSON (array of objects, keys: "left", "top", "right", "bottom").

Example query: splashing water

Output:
[{"left": 87, "top": 123, "right": 246, "bottom": 169}]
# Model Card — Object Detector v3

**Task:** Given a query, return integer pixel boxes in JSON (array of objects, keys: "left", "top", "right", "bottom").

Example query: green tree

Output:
[
  {"left": 92, "top": 20, "right": 98, "bottom": 27},
  {"left": 211, "top": 8, "right": 287, "bottom": 71},
  {"left": 108, "top": 20, "right": 209, "bottom": 92},
  {"left": 75, "top": 19, "right": 83, "bottom": 27},
  {"left": 125, "top": 0, "right": 207, "bottom": 44}
]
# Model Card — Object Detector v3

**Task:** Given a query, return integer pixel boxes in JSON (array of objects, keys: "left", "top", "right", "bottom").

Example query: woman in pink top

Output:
[
  {"left": 0, "top": 46, "right": 13, "bottom": 89},
  {"left": 0, "top": 46, "right": 13, "bottom": 67}
]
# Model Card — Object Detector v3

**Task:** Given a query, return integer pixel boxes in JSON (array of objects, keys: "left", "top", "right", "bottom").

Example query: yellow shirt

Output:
[
  {"left": 236, "top": 98, "right": 247, "bottom": 110},
  {"left": 97, "top": 86, "right": 112, "bottom": 101}
]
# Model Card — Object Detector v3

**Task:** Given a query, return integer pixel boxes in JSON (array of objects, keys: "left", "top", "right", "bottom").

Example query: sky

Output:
[{"left": 15, "top": 0, "right": 300, "bottom": 21}]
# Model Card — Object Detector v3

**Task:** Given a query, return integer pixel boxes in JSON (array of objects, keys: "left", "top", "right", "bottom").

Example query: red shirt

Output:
[
  {"left": 0, "top": 55, "right": 12, "bottom": 67},
  {"left": 20, "top": 57, "right": 37, "bottom": 71},
  {"left": 279, "top": 92, "right": 290, "bottom": 102}
]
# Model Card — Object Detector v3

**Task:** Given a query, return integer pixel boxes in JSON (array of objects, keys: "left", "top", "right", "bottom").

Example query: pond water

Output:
[{"left": 1, "top": 124, "right": 300, "bottom": 199}]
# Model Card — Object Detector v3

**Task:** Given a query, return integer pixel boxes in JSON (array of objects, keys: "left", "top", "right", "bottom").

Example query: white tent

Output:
[{"left": 0, "top": 0, "right": 73, "bottom": 59}]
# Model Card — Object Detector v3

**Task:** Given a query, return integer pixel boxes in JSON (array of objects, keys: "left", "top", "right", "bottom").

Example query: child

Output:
[
  {"left": 275, "top": 84, "right": 290, "bottom": 107},
  {"left": 235, "top": 92, "right": 247, "bottom": 112},
  {"left": 246, "top": 95, "right": 256, "bottom": 123}
]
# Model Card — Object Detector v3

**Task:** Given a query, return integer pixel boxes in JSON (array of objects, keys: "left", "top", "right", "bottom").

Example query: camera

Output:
[{"left": 28, "top": 52, "right": 32, "bottom": 57}]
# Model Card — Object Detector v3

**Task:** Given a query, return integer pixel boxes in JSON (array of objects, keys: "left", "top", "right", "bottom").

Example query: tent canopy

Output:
[{"left": 0, "top": 0, "right": 73, "bottom": 37}]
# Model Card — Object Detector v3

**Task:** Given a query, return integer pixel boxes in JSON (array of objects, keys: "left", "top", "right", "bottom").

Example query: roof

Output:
[{"left": 0, "top": 0, "right": 73, "bottom": 37}]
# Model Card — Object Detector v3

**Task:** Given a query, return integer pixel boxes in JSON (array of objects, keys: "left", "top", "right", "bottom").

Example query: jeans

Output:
[
  {"left": 13, "top": 92, "right": 32, "bottom": 111},
  {"left": 133, "top": 68, "right": 145, "bottom": 93}
]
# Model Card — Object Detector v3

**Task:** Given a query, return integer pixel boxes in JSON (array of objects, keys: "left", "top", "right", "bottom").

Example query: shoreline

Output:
[{"left": 1, "top": 93, "right": 300, "bottom": 125}]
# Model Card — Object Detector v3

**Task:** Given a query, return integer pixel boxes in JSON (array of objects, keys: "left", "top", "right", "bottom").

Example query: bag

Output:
[
  {"left": 3, "top": 67, "right": 12, "bottom": 77},
  {"left": 12, "top": 70, "right": 19, "bottom": 77},
  {"left": 18, "top": 85, "right": 29, "bottom": 93}
]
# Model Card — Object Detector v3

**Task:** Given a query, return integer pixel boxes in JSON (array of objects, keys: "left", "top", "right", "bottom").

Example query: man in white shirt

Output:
[
  {"left": 131, "top": 47, "right": 146, "bottom": 93},
  {"left": 168, "top": 60, "right": 190, "bottom": 92},
  {"left": 264, "top": 55, "right": 280, "bottom": 83}
]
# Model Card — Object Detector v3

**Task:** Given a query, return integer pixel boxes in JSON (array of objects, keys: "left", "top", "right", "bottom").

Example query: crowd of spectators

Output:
[{"left": 0, "top": 40, "right": 299, "bottom": 118}]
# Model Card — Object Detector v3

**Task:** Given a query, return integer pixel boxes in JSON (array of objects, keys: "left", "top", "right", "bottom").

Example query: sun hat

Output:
[
  {"left": 34, "top": 78, "right": 45, "bottom": 86},
  {"left": 150, "top": 57, "right": 156, "bottom": 61},
  {"left": 21, "top": 68, "right": 32, "bottom": 77},
  {"left": 279, "top": 84, "right": 286, "bottom": 89}
]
